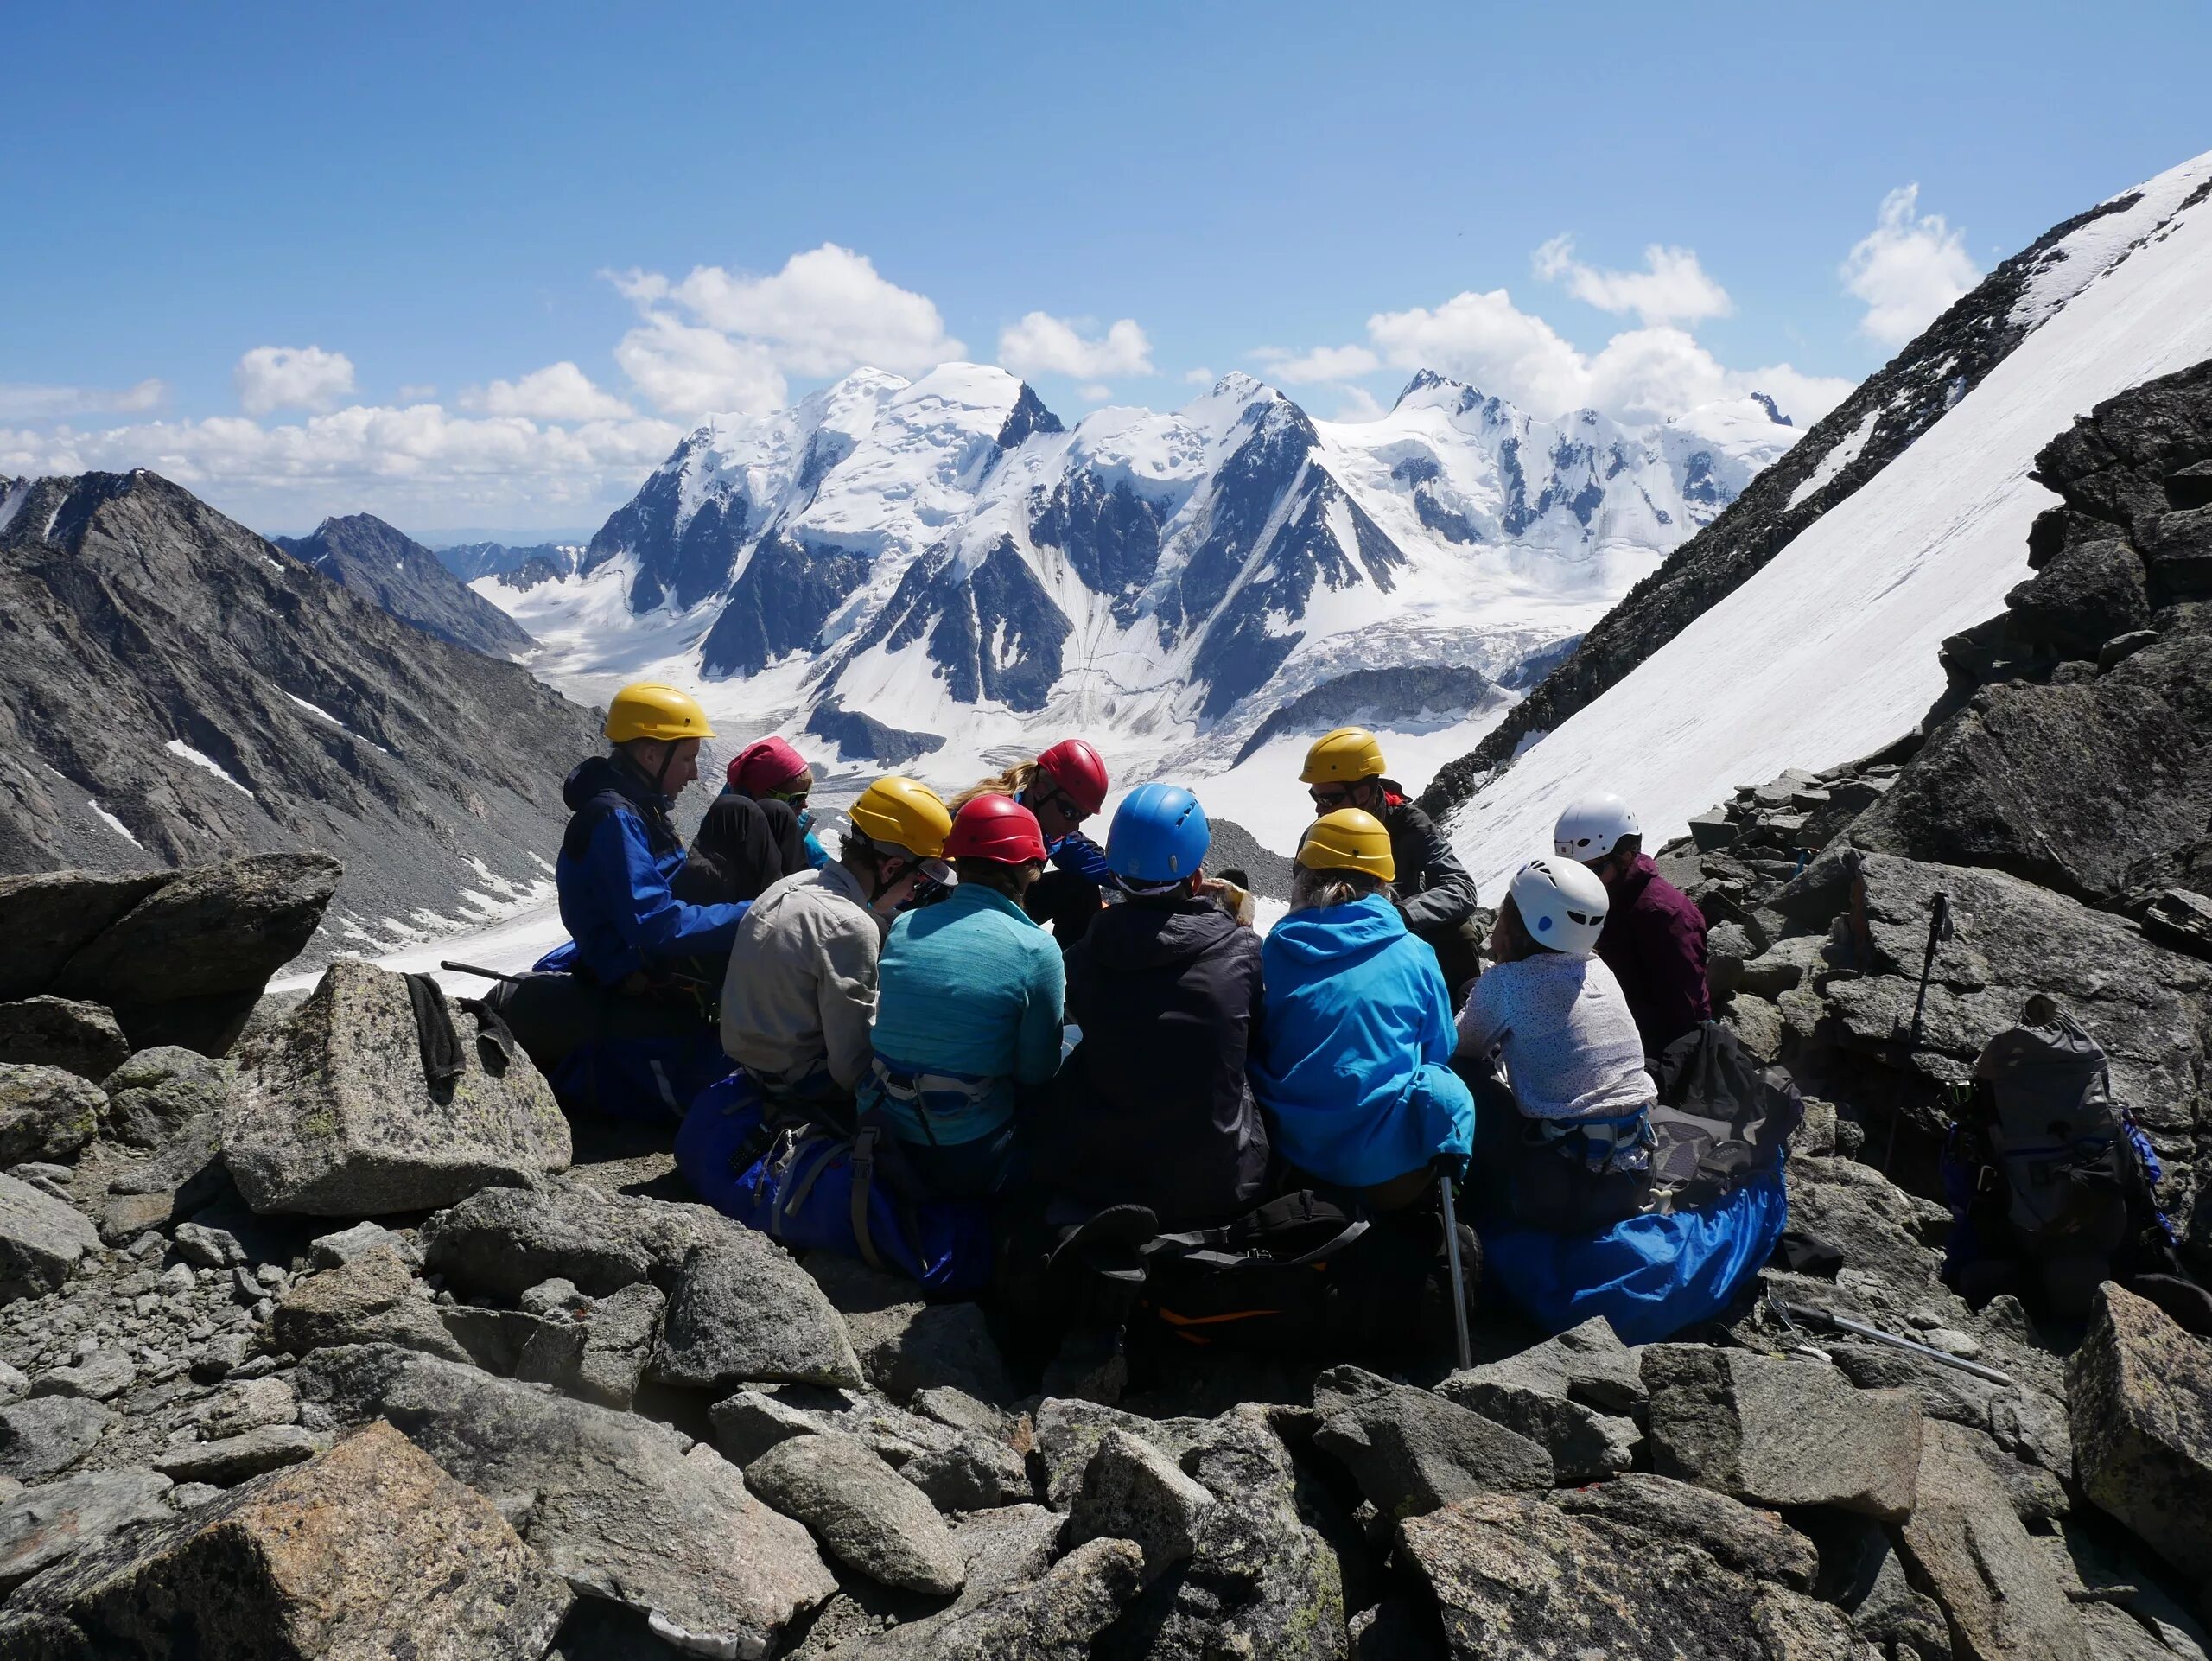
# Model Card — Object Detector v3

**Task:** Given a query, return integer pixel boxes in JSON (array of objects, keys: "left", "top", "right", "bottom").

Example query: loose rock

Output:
[
  {"left": 1068, "top": 1427, "right": 1214, "bottom": 1583},
  {"left": 95, "top": 1046, "right": 229, "bottom": 1149},
  {"left": 269, "top": 1244, "right": 470, "bottom": 1362},
  {"left": 151, "top": 1425, "right": 328, "bottom": 1486},
  {"left": 0, "top": 1468, "right": 172, "bottom": 1594},
  {"left": 746, "top": 1430, "right": 967, "bottom": 1596},
  {"left": 2069, "top": 1282, "right": 2212, "bottom": 1582},
  {"left": 0, "top": 1398, "right": 113, "bottom": 1480},
  {"left": 650, "top": 1239, "right": 863, "bottom": 1392},
  {"left": 1313, "top": 1384, "right": 1554, "bottom": 1518},
  {"left": 0, "top": 1173, "right": 100, "bottom": 1301},
  {"left": 0, "top": 1066, "right": 103, "bottom": 1167}
]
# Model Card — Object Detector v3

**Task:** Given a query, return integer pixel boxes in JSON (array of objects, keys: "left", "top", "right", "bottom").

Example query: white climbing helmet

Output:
[
  {"left": 1509, "top": 857, "right": 1611, "bottom": 956},
  {"left": 1553, "top": 792, "right": 1642, "bottom": 862}
]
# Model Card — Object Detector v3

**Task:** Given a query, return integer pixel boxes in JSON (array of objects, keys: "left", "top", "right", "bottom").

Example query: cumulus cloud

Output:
[
  {"left": 1842, "top": 185, "right": 1979, "bottom": 348},
  {"left": 0, "top": 379, "right": 167, "bottom": 421},
  {"left": 997, "top": 313, "right": 1154, "bottom": 381},
  {"left": 1364, "top": 288, "right": 1852, "bottom": 427},
  {"left": 1332, "top": 386, "right": 1387, "bottom": 423},
  {"left": 1533, "top": 236, "right": 1734, "bottom": 325},
  {"left": 613, "top": 314, "right": 788, "bottom": 418},
  {"left": 1182, "top": 366, "right": 1217, "bottom": 385},
  {"left": 460, "top": 361, "right": 634, "bottom": 422},
  {"left": 234, "top": 346, "right": 357, "bottom": 417},
  {"left": 1251, "top": 343, "right": 1381, "bottom": 384},
  {"left": 610, "top": 244, "right": 963, "bottom": 410}
]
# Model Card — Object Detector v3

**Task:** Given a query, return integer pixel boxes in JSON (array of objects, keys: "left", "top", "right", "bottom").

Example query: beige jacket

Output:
[{"left": 720, "top": 862, "right": 883, "bottom": 1091}]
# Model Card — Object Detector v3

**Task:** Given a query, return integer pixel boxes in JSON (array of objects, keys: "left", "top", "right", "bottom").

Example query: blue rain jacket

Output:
[
  {"left": 1250, "top": 893, "right": 1474, "bottom": 1187},
  {"left": 556, "top": 755, "right": 744, "bottom": 985}
]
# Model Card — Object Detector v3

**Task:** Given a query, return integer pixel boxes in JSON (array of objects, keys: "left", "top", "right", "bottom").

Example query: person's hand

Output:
[{"left": 1194, "top": 875, "right": 1255, "bottom": 927}]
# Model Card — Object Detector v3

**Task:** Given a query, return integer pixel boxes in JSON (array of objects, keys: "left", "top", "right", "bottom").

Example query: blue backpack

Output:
[{"left": 675, "top": 1075, "right": 995, "bottom": 1295}]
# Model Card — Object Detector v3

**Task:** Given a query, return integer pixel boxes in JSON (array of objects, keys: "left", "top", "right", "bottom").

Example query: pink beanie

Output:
[{"left": 728, "top": 736, "right": 810, "bottom": 795}]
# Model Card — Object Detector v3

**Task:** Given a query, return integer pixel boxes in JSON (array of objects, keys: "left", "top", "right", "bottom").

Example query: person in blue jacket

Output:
[
  {"left": 1249, "top": 808, "right": 1475, "bottom": 1209},
  {"left": 858, "top": 793, "right": 1066, "bottom": 1201},
  {"left": 487, "top": 684, "right": 746, "bottom": 1097}
]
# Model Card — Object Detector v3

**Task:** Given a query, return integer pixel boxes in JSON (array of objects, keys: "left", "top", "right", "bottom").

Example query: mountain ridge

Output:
[{"left": 273, "top": 513, "right": 536, "bottom": 660}]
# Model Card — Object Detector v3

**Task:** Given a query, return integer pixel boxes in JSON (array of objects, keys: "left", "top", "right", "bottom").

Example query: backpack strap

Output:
[
  {"left": 1145, "top": 1218, "right": 1371, "bottom": 1271},
  {"left": 849, "top": 1128, "right": 886, "bottom": 1273}
]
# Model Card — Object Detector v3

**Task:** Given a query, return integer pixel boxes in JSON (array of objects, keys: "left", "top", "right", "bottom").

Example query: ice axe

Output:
[
  {"left": 440, "top": 960, "right": 524, "bottom": 983},
  {"left": 1435, "top": 1157, "right": 1474, "bottom": 1371},
  {"left": 1906, "top": 890, "right": 1952, "bottom": 1046}
]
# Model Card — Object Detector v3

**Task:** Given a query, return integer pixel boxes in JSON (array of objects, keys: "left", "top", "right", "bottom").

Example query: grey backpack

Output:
[{"left": 1972, "top": 1005, "right": 2133, "bottom": 1254}]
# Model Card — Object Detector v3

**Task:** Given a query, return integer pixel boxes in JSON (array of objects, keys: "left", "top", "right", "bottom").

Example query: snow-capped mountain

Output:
[
  {"left": 490, "top": 362, "right": 1796, "bottom": 798},
  {"left": 1432, "top": 147, "right": 2212, "bottom": 894}
]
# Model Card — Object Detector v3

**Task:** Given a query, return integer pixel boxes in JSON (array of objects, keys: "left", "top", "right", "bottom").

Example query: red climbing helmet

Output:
[
  {"left": 1034, "top": 738, "right": 1109, "bottom": 818},
  {"left": 945, "top": 794, "right": 1048, "bottom": 864}
]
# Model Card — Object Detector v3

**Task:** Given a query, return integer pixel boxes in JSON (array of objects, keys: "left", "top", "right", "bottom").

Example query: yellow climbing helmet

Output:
[
  {"left": 1300, "top": 726, "right": 1388, "bottom": 785},
  {"left": 849, "top": 776, "right": 953, "bottom": 859},
  {"left": 603, "top": 683, "right": 715, "bottom": 744},
  {"left": 1298, "top": 808, "right": 1396, "bottom": 881}
]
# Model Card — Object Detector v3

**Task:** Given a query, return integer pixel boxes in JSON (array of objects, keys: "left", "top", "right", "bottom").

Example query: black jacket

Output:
[
  {"left": 1028, "top": 897, "right": 1269, "bottom": 1227},
  {"left": 677, "top": 789, "right": 809, "bottom": 907},
  {"left": 1380, "top": 783, "right": 1478, "bottom": 936}
]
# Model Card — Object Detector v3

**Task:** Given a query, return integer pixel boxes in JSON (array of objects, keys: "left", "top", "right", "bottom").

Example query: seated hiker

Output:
[
  {"left": 955, "top": 738, "right": 1111, "bottom": 950},
  {"left": 856, "top": 793, "right": 1066, "bottom": 1201},
  {"left": 680, "top": 736, "right": 818, "bottom": 904},
  {"left": 486, "top": 683, "right": 741, "bottom": 1109},
  {"left": 720, "top": 775, "right": 953, "bottom": 1113},
  {"left": 1455, "top": 856, "right": 1656, "bottom": 1224},
  {"left": 1248, "top": 809, "right": 1473, "bottom": 1209},
  {"left": 1300, "top": 728, "right": 1482, "bottom": 996},
  {"left": 1026, "top": 782, "right": 1269, "bottom": 1228},
  {"left": 1553, "top": 792, "right": 1710, "bottom": 1054}
]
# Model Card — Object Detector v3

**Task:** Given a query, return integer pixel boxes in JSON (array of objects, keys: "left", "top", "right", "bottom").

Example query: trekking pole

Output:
[
  {"left": 1436, "top": 1161, "right": 1474, "bottom": 1371},
  {"left": 439, "top": 961, "right": 524, "bottom": 983},
  {"left": 1906, "top": 890, "right": 1953, "bottom": 1045},
  {"left": 1771, "top": 1299, "right": 2013, "bottom": 1387}
]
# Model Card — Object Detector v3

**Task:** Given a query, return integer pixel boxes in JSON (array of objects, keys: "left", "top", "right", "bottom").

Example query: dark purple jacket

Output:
[{"left": 1595, "top": 854, "right": 1711, "bottom": 1055}]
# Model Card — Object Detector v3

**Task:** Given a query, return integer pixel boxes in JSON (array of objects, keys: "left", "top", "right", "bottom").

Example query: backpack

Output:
[
  {"left": 1966, "top": 1007, "right": 2145, "bottom": 1261},
  {"left": 674, "top": 1074, "right": 995, "bottom": 1295},
  {"left": 1130, "top": 1191, "right": 1456, "bottom": 1360},
  {"left": 1646, "top": 1020, "right": 1805, "bottom": 1214}
]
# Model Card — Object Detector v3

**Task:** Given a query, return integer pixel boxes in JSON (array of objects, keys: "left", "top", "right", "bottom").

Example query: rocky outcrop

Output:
[
  {"left": 0, "top": 1001, "right": 129, "bottom": 1082},
  {"left": 0, "top": 856, "right": 337, "bottom": 1055},
  {"left": 0, "top": 471, "right": 601, "bottom": 963},
  {"left": 6, "top": 1421, "right": 573, "bottom": 1658},
  {"left": 271, "top": 512, "right": 535, "bottom": 660},
  {"left": 223, "top": 961, "right": 570, "bottom": 1217},
  {"left": 2069, "top": 1283, "right": 2212, "bottom": 1582}
]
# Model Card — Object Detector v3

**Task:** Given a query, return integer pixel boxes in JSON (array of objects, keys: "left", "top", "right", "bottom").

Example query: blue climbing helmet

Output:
[{"left": 1107, "top": 782, "right": 1211, "bottom": 892}]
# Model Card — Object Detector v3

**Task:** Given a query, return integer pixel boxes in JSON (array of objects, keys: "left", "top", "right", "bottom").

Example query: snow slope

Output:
[{"left": 1446, "top": 150, "right": 2212, "bottom": 895}]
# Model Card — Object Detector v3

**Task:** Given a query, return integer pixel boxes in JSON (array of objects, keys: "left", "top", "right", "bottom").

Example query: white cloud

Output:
[
  {"left": 1251, "top": 343, "right": 1381, "bottom": 384},
  {"left": 1364, "top": 288, "right": 1852, "bottom": 426},
  {"left": 1182, "top": 366, "right": 1217, "bottom": 385},
  {"left": 460, "top": 361, "right": 634, "bottom": 422},
  {"left": 0, "top": 379, "right": 168, "bottom": 421},
  {"left": 1332, "top": 386, "right": 1387, "bottom": 423},
  {"left": 613, "top": 314, "right": 788, "bottom": 418},
  {"left": 1842, "top": 185, "right": 1979, "bottom": 348},
  {"left": 1533, "top": 235, "right": 1734, "bottom": 325},
  {"left": 396, "top": 383, "right": 438, "bottom": 402},
  {"left": 613, "top": 244, "right": 962, "bottom": 382},
  {"left": 1079, "top": 384, "right": 1113, "bottom": 402},
  {"left": 234, "top": 346, "right": 357, "bottom": 416},
  {"left": 997, "top": 313, "right": 1154, "bottom": 381}
]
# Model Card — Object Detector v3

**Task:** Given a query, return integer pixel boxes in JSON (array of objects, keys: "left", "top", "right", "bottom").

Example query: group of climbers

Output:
[{"left": 512, "top": 686, "right": 1762, "bottom": 1354}]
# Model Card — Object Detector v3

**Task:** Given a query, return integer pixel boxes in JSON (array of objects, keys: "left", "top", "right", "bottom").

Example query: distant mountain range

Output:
[
  {"left": 435, "top": 539, "right": 586, "bottom": 589},
  {"left": 271, "top": 515, "right": 536, "bottom": 660},
  {"left": 483, "top": 364, "right": 1798, "bottom": 792}
]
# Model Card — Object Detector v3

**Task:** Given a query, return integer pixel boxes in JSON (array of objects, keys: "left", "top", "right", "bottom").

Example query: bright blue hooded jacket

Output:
[
  {"left": 1250, "top": 893, "right": 1475, "bottom": 1187},
  {"left": 556, "top": 754, "right": 744, "bottom": 985}
]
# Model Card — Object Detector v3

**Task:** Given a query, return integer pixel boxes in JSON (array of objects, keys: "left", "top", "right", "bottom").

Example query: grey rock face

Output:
[
  {"left": 746, "top": 1431, "right": 966, "bottom": 1596},
  {"left": 706, "top": 1385, "right": 1030, "bottom": 1515},
  {"left": 1554, "top": 1474, "right": 1818, "bottom": 1590},
  {"left": 0, "top": 1068, "right": 102, "bottom": 1168},
  {"left": 224, "top": 960, "right": 571, "bottom": 1216},
  {"left": 1783, "top": 1156, "right": 1948, "bottom": 1293},
  {"left": 804, "top": 1254, "right": 1016, "bottom": 1403},
  {"left": 0, "top": 1398, "right": 112, "bottom": 1480},
  {"left": 1313, "top": 1384, "right": 1554, "bottom": 1519},
  {"left": 1401, "top": 1491, "right": 1860, "bottom": 1660},
  {"left": 0, "top": 1174, "right": 100, "bottom": 1301},
  {"left": 296, "top": 1343, "right": 836, "bottom": 1654},
  {"left": 272, "top": 512, "right": 535, "bottom": 660},
  {"left": 419, "top": 1174, "right": 742, "bottom": 1298},
  {"left": 0, "top": 1002, "right": 129, "bottom": 1084},
  {"left": 1031, "top": 1397, "right": 1207, "bottom": 1513},
  {"left": 1068, "top": 1428, "right": 1215, "bottom": 1583},
  {"left": 2068, "top": 1283, "right": 2212, "bottom": 1582},
  {"left": 0, "top": 1469, "right": 173, "bottom": 1595},
  {"left": 514, "top": 1280, "right": 664, "bottom": 1410},
  {"left": 305, "top": 1219, "right": 405, "bottom": 1269},
  {"left": 9, "top": 1421, "right": 572, "bottom": 1660},
  {"left": 97, "top": 1046, "right": 229, "bottom": 1149},
  {"left": 1898, "top": 1420, "right": 2088, "bottom": 1661},
  {"left": 651, "top": 1240, "right": 863, "bottom": 1392},
  {"left": 269, "top": 1244, "right": 470, "bottom": 1361},
  {"left": 29, "top": 1352, "right": 133, "bottom": 1403},
  {"left": 1096, "top": 1405, "right": 1345, "bottom": 1661},
  {"left": 905, "top": 1536, "right": 1143, "bottom": 1661},
  {"left": 1436, "top": 1318, "right": 1643, "bottom": 1482},
  {"left": 1643, "top": 1346, "right": 1923, "bottom": 1521},
  {"left": 150, "top": 1425, "right": 327, "bottom": 1486}
]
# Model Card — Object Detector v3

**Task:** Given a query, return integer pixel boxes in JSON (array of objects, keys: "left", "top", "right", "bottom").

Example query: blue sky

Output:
[{"left": 3, "top": 1, "right": 2206, "bottom": 538}]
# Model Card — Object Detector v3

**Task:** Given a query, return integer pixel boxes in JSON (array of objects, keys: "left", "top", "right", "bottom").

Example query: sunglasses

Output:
[
  {"left": 1032, "top": 785, "right": 1086, "bottom": 823},
  {"left": 1308, "top": 785, "right": 1354, "bottom": 809}
]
